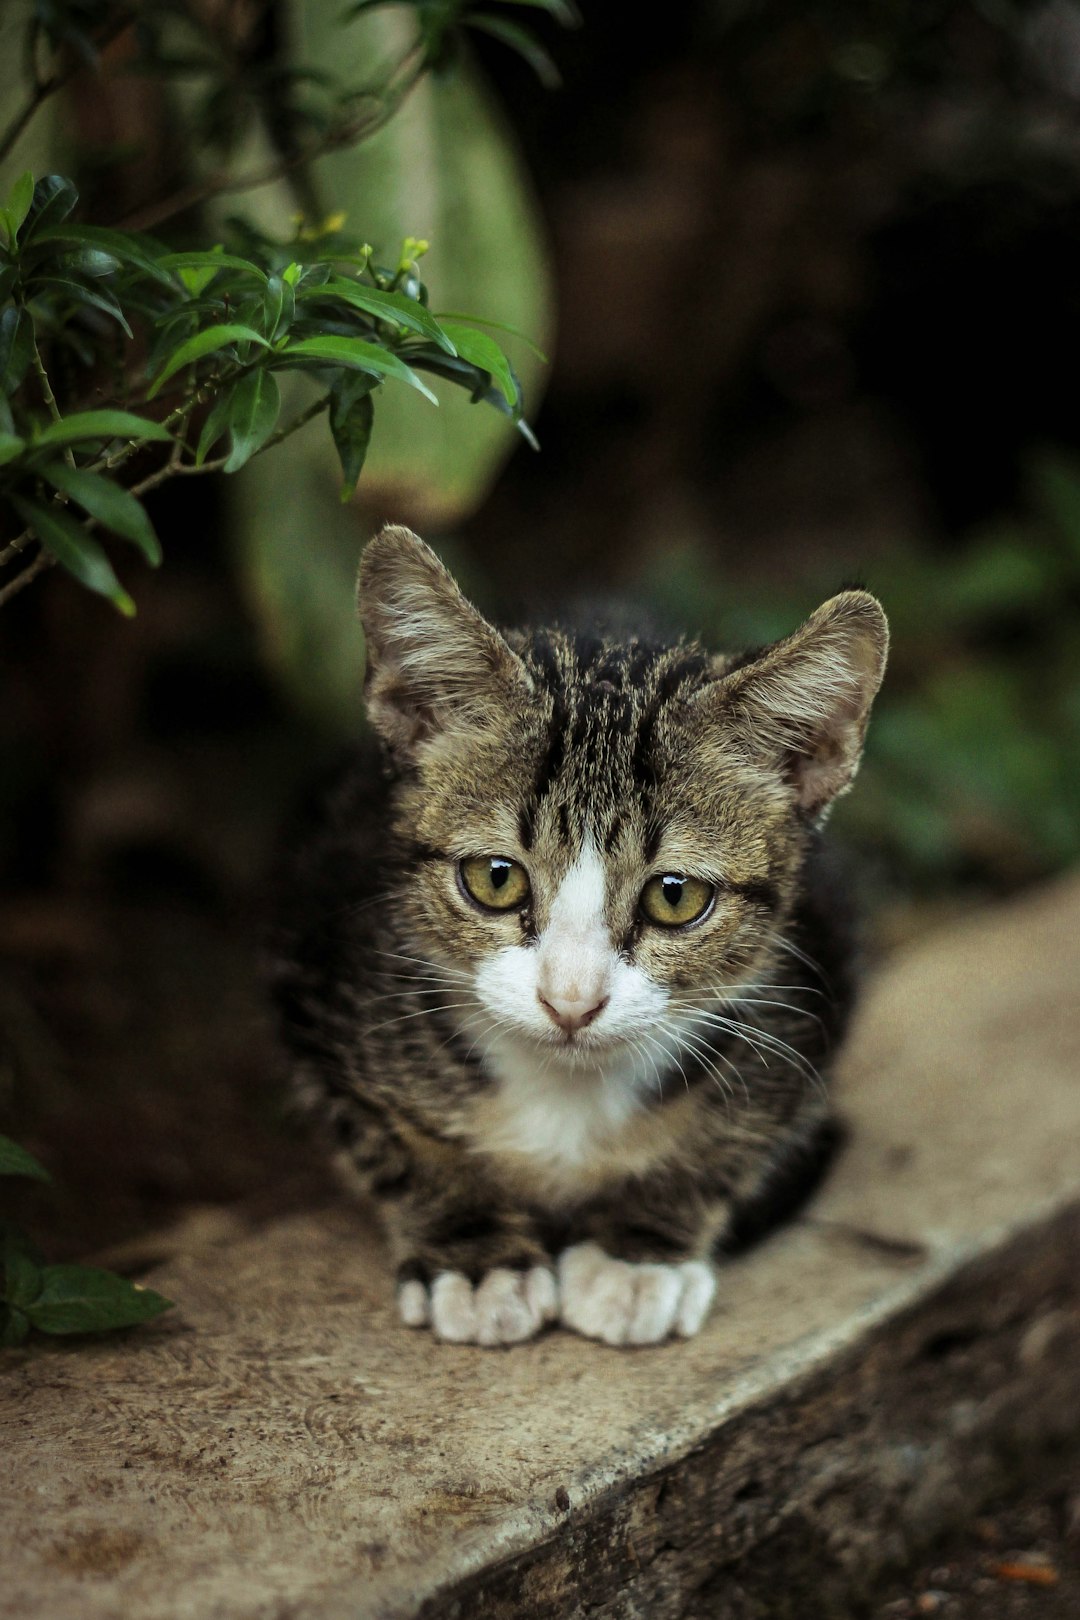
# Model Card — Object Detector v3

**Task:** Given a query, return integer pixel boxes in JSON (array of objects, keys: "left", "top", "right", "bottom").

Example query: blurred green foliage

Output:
[
  {"left": 640, "top": 453, "right": 1080, "bottom": 894},
  {"left": 229, "top": 2, "right": 554, "bottom": 727}
]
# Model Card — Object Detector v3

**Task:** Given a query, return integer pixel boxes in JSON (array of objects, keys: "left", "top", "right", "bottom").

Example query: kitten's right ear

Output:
[{"left": 357, "top": 526, "right": 532, "bottom": 755}]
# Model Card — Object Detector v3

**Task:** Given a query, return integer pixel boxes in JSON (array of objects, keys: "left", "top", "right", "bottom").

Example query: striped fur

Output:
[{"left": 268, "top": 528, "right": 888, "bottom": 1346}]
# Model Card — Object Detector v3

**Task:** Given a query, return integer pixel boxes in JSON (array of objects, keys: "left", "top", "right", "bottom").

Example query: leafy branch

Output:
[
  {"left": 1, "top": 1134, "right": 172, "bottom": 1346},
  {"left": 0, "top": 0, "right": 572, "bottom": 613}
]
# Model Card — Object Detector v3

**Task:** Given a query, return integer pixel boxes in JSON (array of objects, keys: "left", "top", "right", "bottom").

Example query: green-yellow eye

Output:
[
  {"left": 639, "top": 873, "right": 715, "bottom": 929},
  {"left": 458, "top": 856, "right": 530, "bottom": 913}
]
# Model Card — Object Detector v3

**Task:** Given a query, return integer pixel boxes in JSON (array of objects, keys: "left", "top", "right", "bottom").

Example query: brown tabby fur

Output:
[{"left": 269, "top": 527, "right": 888, "bottom": 1315}]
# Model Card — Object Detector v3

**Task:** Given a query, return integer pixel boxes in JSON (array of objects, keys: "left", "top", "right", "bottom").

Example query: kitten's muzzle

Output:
[{"left": 537, "top": 990, "right": 610, "bottom": 1035}]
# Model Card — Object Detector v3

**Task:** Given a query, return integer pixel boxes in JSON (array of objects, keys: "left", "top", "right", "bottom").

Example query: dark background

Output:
[{"left": 2, "top": 0, "right": 1079, "bottom": 1256}]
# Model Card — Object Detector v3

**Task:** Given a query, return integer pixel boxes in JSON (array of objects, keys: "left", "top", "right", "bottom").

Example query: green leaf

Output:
[
  {"left": 147, "top": 323, "right": 271, "bottom": 398},
  {"left": 1, "top": 1219, "right": 43, "bottom": 1270},
  {"left": 437, "top": 322, "right": 519, "bottom": 409},
  {"left": 301, "top": 279, "right": 456, "bottom": 352},
  {"left": 467, "top": 13, "right": 562, "bottom": 88},
  {"left": 61, "top": 246, "right": 121, "bottom": 278},
  {"left": 0, "top": 1306, "right": 30, "bottom": 1347},
  {"left": 223, "top": 369, "right": 281, "bottom": 473},
  {"left": 177, "top": 265, "right": 217, "bottom": 296},
  {"left": 41, "top": 463, "right": 162, "bottom": 565},
  {"left": 3, "top": 171, "right": 35, "bottom": 246},
  {"left": 1, "top": 1220, "right": 44, "bottom": 1330},
  {"left": 24, "top": 176, "right": 79, "bottom": 238},
  {"left": 2, "top": 1249, "right": 42, "bottom": 1310},
  {"left": 158, "top": 250, "right": 267, "bottom": 281},
  {"left": 0, "top": 307, "right": 34, "bottom": 393},
  {"left": 484, "top": 0, "right": 580, "bottom": 18},
  {"left": 32, "top": 410, "right": 172, "bottom": 448},
  {"left": 329, "top": 374, "right": 375, "bottom": 499},
  {"left": 0, "top": 431, "right": 25, "bottom": 465},
  {"left": 11, "top": 497, "right": 136, "bottom": 615},
  {"left": 56, "top": 224, "right": 175, "bottom": 285},
  {"left": 263, "top": 274, "right": 294, "bottom": 340},
  {"left": 195, "top": 382, "right": 238, "bottom": 465},
  {"left": 25, "top": 1265, "right": 173, "bottom": 1336},
  {"left": 279, "top": 335, "right": 437, "bottom": 403},
  {"left": 0, "top": 1135, "right": 51, "bottom": 1182},
  {"left": 32, "top": 276, "right": 134, "bottom": 337},
  {"left": 8, "top": 170, "right": 35, "bottom": 229},
  {"left": 435, "top": 310, "right": 548, "bottom": 363}
]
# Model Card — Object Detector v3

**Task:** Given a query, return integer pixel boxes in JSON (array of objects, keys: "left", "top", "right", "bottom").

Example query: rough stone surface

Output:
[{"left": 3, "top": 874, "right": 1080, "bottom": 1620}]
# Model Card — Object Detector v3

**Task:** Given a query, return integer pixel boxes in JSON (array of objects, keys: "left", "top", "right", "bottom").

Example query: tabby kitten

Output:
[{"left": 270, "top": 527, "right": 888, "bottom": 1348}]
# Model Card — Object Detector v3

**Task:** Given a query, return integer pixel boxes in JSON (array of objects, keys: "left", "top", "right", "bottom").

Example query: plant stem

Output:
[
  {"left": 0, "top": 388, "right": 332, "bottom": 608},
  {"left": 29, "top": 339, "right": 62, "bottom": 425},
  {"left": 0, "top": 546, "right": 51, "bottom": 607},
  {"left": 28, "top": 329, "right": 77, "bottom": 470},
  {"left": 126, "top": 390, "right": 331, "bottom": 499},
  {"left": 0, "top": 77, "right": 63, "bottom": 167},
  {"left": 0, "top": 530, "right": 36, "bottom": 568}
]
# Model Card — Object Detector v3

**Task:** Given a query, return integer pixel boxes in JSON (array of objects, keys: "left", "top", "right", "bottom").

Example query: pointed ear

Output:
[
  {"left": 357, "top": 526, "right": 533, "bottom": 755},
  {"left": 701, "top": 591, "right": 889, "bottom": 818}
]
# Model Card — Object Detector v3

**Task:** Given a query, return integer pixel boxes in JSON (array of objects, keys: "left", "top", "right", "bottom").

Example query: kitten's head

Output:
[{"left": 358, "top": 528, "right": 887, "bottom": 1069}]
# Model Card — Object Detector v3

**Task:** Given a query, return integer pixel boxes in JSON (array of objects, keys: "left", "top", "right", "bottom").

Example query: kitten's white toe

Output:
[
  {"left": 418, "top": 1266, "right": 558, "bottom": 1345},
  {"left": 524, "top": 1263, "right": 559, "bottom": 1324},
  {"left": 674, "top": 1261, "right": 717, "bottom": 1337},
  {"left": 429, "top": 1271, "right": 478, "bottom": 1342},
  {"left": 625, "top": 1264, "right": 683, "bottom": 1345},
  {"left": 397, "top": 1278, "right": 430, "bottom": 1328},
  {"left": 558, "top": 1242, "right": 717, "bottom": 1346},
  {"left": 475, "top": 1266, "right": 556, "bottom": 1346}
]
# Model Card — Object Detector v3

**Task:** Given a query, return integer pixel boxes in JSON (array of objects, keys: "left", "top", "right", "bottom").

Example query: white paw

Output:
[
  {"left": 557, "top": 1242, "right": 716, "bottom": 1345},
  {"left": 397, "top": 1265, "right": 558, "bottom": 1346}
]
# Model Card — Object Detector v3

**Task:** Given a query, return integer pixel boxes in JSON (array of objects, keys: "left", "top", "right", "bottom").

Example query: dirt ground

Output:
[{"left": 870, "top": 1453, "right": 1080, "bottom": 1619}]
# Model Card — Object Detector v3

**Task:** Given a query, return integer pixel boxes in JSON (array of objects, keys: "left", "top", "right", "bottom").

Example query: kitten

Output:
[{"left": 269, "top": 527, "right": 888, "bottom": 1348}]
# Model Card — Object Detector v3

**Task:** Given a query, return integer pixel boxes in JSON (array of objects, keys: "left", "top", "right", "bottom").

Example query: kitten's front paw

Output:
[
  {"left": 398, "top": 1265, "right": 558, "bottom": 1346},
  {"left": 558, "top": 1242, "right": 716, "bottom": 1346}
]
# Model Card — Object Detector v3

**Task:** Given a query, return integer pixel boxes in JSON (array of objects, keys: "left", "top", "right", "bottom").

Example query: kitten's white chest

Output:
[{"left": 468, "top": 1032, "right": 657, "bottom": 1199}]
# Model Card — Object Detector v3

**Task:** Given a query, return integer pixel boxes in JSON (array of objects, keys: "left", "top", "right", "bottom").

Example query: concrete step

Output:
[{"left": 4, "top": 874, "right": 1080, "bottom": 1620}]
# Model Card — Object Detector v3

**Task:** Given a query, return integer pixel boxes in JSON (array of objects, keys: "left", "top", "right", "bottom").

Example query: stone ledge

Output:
[{"left": 3, "top": 874, "right": 1080, "bottom": 1620}]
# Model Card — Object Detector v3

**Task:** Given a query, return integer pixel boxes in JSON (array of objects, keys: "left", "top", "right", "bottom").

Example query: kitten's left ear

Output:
[
  {"left": 701, "top": 591, "right": 889, "bottom": 818},
  {"left": 357, "top": 525, "right": 533, "bottom": 756}
]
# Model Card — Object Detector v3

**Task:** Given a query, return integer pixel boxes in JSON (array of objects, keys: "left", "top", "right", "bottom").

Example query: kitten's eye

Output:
[
  {"left": 640, "top": 873, "right": 715, "bottom": 929},
  {"left": 458, "top": 856, "right": 530, "bottom": 913}
]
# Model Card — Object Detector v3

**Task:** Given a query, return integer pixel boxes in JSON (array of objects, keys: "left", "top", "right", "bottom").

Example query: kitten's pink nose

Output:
[{"left": 537, "top": 991, "right": 609, "bottom": 1034}]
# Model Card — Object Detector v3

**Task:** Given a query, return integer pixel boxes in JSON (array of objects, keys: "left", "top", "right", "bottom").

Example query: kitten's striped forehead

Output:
[{"left": 514, "top": 627, "right": 713, "bottom": 853}]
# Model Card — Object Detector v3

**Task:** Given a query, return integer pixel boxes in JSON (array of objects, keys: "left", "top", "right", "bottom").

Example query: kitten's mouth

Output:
[{"left": 538, "top": 1023, "right": 626, "bottom": 1058}]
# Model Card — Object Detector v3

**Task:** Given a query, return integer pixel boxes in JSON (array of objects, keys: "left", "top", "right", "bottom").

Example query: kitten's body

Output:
[{"left": 269, "top": 530, "right": 887, "bottom": 1347}]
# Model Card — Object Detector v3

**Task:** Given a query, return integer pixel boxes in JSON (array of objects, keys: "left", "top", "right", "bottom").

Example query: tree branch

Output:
[
  {"left": 29, "top": 329, "right": 78, "bottom": 469},
  {"left": 0, "top": 12, "right": 135, "bottom": 166},
  {"left": 0, "top": 75, "right": 65, "bottom": 166},
  {"left": 0, "top": 387, "right": 332, "bottom": 607},
  {"left": 119, "top": 43, "right": 428, "bottom": 233},
  {"left": 0, "top": 529, "right": 36, "bottom": 569},
  {"left": 0, "top": 545, "right": 51, "bottom": 607}
]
